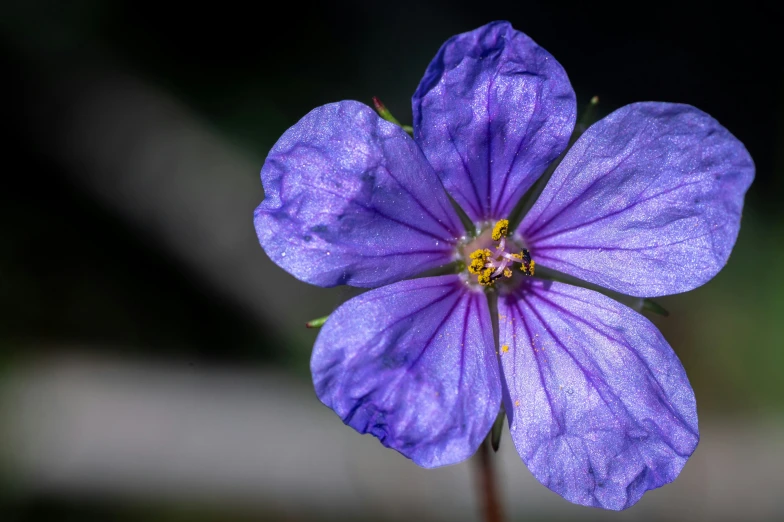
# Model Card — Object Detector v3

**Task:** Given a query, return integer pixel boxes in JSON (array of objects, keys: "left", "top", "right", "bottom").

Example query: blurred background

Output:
[{"left": 1, "top": 1, "right": 782, "bottom": 520}]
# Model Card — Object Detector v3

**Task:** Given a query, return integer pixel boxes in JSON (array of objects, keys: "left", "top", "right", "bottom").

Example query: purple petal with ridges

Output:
[
  {"left": 255, "top": 101, "right": 464, "bottom": 288},
  {"left": 312, "top": 275, "right": 500, "bottom": 468},
  {"left": 519, "top": 102, "right": 754, "bottom": 297},
  {"left": 498, "top": 280, "right": 698, "bottom": 510},
  {"left": 412, "top": 21, "right": 576, "bottom": 222}
]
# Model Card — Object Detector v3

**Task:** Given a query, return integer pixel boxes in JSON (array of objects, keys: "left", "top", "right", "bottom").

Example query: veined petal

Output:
[
  {"left": 498, "top": 280, "right": 698, "bottom": 510},
  {"left": 312, "top": 275, "right": 500, "bottom": 468},
  {"left": 519, "top": 102, "right": 754, "bottom": 297},
  {"left": 412, "top": 21, "right": 576, "bottom": 222},
  {"left": 255, "top": 101, "right": 465, "bottom": 288}
]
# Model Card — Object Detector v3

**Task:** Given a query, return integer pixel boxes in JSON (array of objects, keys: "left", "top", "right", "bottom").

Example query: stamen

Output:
[
  {"left": 519, "top": 250, "right": 535, "bottom": 276},
  {"left": 468, "top": 248, "right": 493, "bottom": 275},
  {"left": 491, "top": 219, "right": 509, "bottom": 241},
  {"left": 477, "top": 267, "right": 494, "bottom": 286},
  {"left": 466, "top": 219, "right": 535, "bottom": 287},
  {"left": 523, "top": 259, "right": 535, "bottom": 276}
]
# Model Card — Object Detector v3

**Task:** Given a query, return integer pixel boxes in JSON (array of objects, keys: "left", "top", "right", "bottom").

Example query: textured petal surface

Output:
[
  {"left": 312, "top": 275, "right": 500, "bottom": 468},
  {"left": 498, "top": 280, "right": 698, "bottom": 510},
  {"left": 255, "top": 101, "right": 464, "bottom": 288},
  {"left": 519, "top": 102, "right": 754, "bottom": 297},
  {"left": 412, "top": 21, "right": 576, "bottom": 223}
]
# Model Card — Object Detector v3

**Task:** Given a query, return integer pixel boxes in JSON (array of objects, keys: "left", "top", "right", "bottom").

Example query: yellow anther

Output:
[
  {"left": 470, "top": 248, "right": 492, "bottom": 260},
  {"left": 520, "top": 259, "right": 535, "bottom": 276},
  {"left": 465, "top": 231, "right": 534, "bottom": 287},
  {"left": 477, "top": 267, "right": 494, "bottom": 286},
  {"left": 491, "top": 219, "right": 509, "bottom": 241},
  {"left": 468, "top": 258, "right": 484, "bottom": 275},
  {"left": 518, "top": 249, "right": 535, "bottom": 276},
  {"left": 501, "top": 344, "right": 509, "bottom": 353},
  {"left": 468, "top": 248, "right": 492, "bottom": 275},
  {"left": 514, "top": 399, "right": 520, "bottom": 407}
]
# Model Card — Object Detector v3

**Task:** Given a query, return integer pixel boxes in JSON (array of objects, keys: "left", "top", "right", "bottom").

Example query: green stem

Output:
[
  {"left": 372, "top": 97, "right": 414, "bottom": 136},
  {"left": 305, "top": 315, "right": 329, "bottom": 328}
]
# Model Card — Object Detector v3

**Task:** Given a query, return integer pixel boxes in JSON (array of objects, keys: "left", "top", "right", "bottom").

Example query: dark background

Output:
[{"left": 2, "top": 1, "right": 782, "bottom": 521}]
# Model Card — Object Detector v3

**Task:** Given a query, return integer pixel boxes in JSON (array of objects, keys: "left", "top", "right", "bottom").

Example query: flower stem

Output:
[{"left": 474, "top": 437, "right": 505, "bottom": 522}]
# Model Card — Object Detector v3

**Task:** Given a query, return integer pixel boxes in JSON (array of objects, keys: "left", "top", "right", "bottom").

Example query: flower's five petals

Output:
[
  {"left": 312, "top": 276, "right": 501, "bottom": 468},
  {"left": 255, "top": 101, "right": 464, "bottom": 288},
  {"left": 498, "top": 280, "right": 698, "bottom": 510},
  {"left": 412, "top": 21, "right": 576, "bottom": 222},
  {"left": 520, "top": 102, "right": 754, "bottom": 297}
]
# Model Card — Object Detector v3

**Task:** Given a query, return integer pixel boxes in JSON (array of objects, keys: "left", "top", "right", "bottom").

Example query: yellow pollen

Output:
[
  {"left": 519, "top": 249, "right": 535, "bottom": 276},
  {"left": 501, "top": 344, "right": 509, "bottom": 353},
  {"left": 491, "top": 219, "right": 509, "bottom": 241},
  {"left": 520, "top": 258, "right": 535, "bottom": 276},
  {"left": 477, "top": 267, "right": 494, "bottom": 286},
  {"left": 465, "top": 223, "right": 535, "bottom": 287},
  {"left": 468, "top": 248, "right": 492, "bottom": 275},
  {"left": 514, "top": 400, "right": 520, "bottom": 407}
]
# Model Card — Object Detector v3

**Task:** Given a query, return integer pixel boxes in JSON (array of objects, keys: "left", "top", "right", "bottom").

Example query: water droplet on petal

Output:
[{"left": 281, "top": 252, "right": 286, "bottom": 257}]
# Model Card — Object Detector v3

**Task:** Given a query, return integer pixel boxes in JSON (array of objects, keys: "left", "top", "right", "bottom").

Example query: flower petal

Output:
[
  {"left": 498, "top": 280, "right": 698, "bottom": 510},
  {"left": 255, "top": 101, "right": 465, "bottom": 288},
  {"left": 312, "top": 275, "right": 500, "bottom": 468},
  {"left": 519, "top": 102, "right": 754, "bottom": 297},
  {"left": 412, "top": 21, "right": 576, "bottom": 223}
]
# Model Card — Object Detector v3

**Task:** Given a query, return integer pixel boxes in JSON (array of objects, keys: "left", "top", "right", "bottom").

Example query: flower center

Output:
[{"left": 465, "top": 219, "right": 535, "bottom": 287}]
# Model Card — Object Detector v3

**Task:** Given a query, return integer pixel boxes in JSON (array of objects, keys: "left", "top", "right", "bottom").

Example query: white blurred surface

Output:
[{"left": 1, "top": 354, "right": 782, "bottom": 521}]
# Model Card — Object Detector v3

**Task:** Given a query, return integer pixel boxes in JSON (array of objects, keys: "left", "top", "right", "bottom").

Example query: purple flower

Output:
[{"left": 254, "top": 21, "right": 753, "bottom": 510}]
